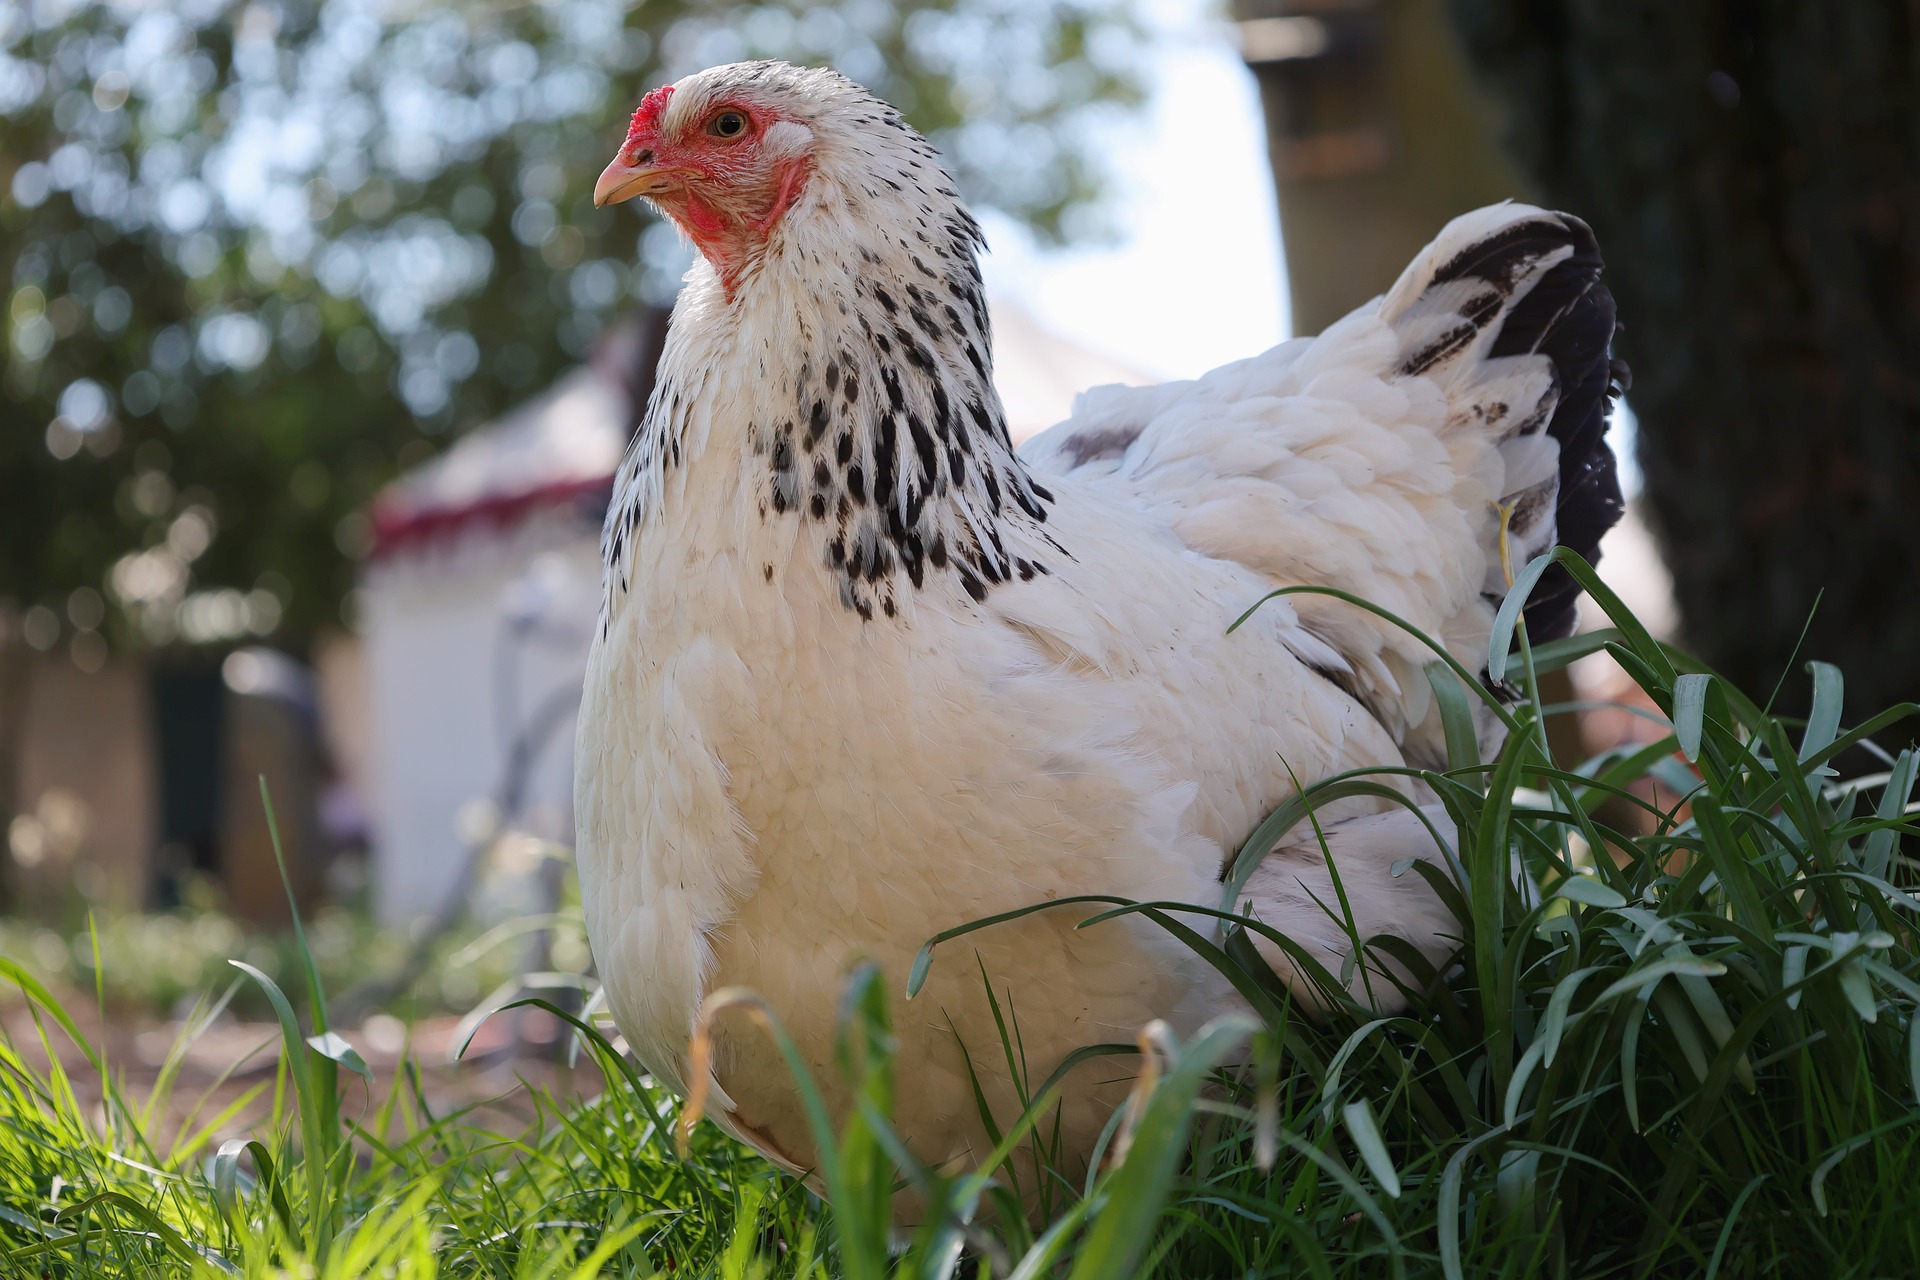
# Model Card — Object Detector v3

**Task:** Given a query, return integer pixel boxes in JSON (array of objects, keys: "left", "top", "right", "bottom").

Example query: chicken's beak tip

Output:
[{"left": 594, "top": 157, "right": 656, "bottom": 209}]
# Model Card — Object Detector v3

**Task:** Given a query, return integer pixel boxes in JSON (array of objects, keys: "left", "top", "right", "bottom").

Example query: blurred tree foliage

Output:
[
  {"left": 1449, "top": 2, "right": 1920, "bottom": 722},
  {"left": 0, "top": 0, "right": 1143, "bottom": 659}
]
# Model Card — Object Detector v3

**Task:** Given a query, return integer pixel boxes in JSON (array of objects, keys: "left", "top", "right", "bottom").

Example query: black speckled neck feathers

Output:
[
  {"left": 747, "top": 207, "right": 1057, "bottom": 621},
  {"left": 601, "top": 95, "right": 1059, "bottom": 628}
]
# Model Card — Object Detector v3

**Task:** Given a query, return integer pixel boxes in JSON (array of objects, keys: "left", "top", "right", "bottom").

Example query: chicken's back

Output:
[{"left": 1021, "top": 203, "right": 1626, "bottom": 767}]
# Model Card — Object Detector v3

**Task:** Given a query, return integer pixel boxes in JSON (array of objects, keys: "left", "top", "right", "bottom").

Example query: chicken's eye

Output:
[{"left": 709, "top": 110, "right": 747, "bottom": 138}]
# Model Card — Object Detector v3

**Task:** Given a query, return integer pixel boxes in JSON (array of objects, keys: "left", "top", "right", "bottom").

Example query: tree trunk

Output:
[
  {"left": 1233, "top": 0, "right": 1530, "bottom": 333},
  {"left": 1450, "top": 1, "right": 1920, "bottom": 722},
  {"left": 1233, "top": 0, "right": 1597, "bottom": 766}
]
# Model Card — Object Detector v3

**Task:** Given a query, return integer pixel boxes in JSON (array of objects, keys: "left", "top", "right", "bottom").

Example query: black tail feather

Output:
[{"left": 1483, "top": 214, "right": 1628, "bottom": 641}]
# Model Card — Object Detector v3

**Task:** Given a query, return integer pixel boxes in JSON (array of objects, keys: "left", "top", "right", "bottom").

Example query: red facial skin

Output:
[{"left": 612, "top": 85, "right": 813, "bottom": 299}]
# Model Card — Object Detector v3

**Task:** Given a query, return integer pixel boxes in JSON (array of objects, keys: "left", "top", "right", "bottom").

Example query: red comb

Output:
[{"left": 626, "top": 84, "right": 674, "bottom": 139}]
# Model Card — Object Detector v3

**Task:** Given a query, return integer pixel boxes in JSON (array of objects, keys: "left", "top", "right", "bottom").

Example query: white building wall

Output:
[{"left": 359, "top": 517, "right": 602, "bottom": 922}]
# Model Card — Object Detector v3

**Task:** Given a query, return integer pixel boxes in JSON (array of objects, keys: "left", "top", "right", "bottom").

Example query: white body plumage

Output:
[{"left": 575, "top": 61, "right": 1619, "bottom": 1190}]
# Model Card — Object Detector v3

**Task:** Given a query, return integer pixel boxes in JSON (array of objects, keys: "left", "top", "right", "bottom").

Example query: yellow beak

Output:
[{"left": 594, "top": 156, "right": 678, "bottom": 207}]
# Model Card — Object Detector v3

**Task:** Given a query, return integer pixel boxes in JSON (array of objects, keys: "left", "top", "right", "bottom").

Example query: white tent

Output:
[
  {"left": 355, "top": 302, "right": 1154, "bottom": 921},
  {"left": 358, "top": 364, "right": 626, "bottom": 921}
]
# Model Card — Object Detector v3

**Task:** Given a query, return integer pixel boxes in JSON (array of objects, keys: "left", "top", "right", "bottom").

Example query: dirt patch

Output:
[{"left": 2, "top": 996, "right": 610, "bottom": 1147}]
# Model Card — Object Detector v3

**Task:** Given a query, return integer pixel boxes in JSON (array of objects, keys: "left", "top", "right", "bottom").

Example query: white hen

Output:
[{"left": 577, "top": 61, "right": 1624, "bottom": 1190}]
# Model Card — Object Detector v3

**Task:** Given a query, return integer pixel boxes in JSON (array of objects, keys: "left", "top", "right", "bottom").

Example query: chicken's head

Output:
[{"left": 595, "top": 65, "right": 828, "bottom": 294}]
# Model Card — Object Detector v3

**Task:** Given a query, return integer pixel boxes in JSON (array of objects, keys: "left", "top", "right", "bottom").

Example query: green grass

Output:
[{"left": 2, "top": 548, "right": 1918, "bottom": 1277}]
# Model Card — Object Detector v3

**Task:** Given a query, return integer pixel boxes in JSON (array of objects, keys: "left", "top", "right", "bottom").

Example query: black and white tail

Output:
[
  {"left": 1380, "top": 203, "right": 1628, "bottom": 644},
  {"left": 1245, "top": 211, "right": 1627, "bottom": 1009},
  {"left": 1022, "top": 202, "right": 1627, "bottom": 764}
]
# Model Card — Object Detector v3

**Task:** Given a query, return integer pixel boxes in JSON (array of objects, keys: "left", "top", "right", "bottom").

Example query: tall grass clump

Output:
[
  {"left": 0, "top": 547, "right": 1916, "bottom": 1277},
  {"left": 0, "top": 785, "right": 804, "bottom": 1277},
  {"left": 903, "top": 548, "right": 1920, "bottom": 1276},
  {"left": 1221, "top": 547, "right": 1920, "bottom": 1277}
]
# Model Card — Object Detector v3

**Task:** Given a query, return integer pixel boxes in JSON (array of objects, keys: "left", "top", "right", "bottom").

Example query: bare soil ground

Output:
[{"left": 2, "top": 995, "right": 608, "bottom": 1149}]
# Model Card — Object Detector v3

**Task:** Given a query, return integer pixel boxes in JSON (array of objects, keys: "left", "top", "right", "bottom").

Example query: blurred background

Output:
[{"left": 1, "top": 0, "right": 1913, "bottom": 1083}]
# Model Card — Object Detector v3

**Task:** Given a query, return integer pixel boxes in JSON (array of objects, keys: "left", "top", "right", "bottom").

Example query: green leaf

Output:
[
  {"left": 1619, "top": 985, "right": 1658, "bottom": 1133},
  {"left": 909, "top": 894, "right": 1129, "bottom": 998},
  {"left": 1705, "top": 1177, "right": 1771, "bottom": 1280},
  {"left": 1671, "top": 947, "right": 1753, "bottom": 1091},
  {"left": 259, "top": 778, "right": 329, "bottom": 1034},
  {"left": 1341, "top": 1099, "right": 1402, "bottom": 1198},
  {"left": 307, "top": 1031, "right": 372, "bottom": 1083},
  {"left": 1800, "top": 661, "right": 1844, "bottom": 762},
  {"left": 566, "top": 1216, "right": 653, "bottom": 1280},
  {"left": 1783, "top": 944, "right": 1811, "bottom": 1010},
  {"left": 229, "top": 959, "right": 331, "bottom": 1252},
  {"left": 212, "top": 1137, "right": 294, "bottom": 1236},
  {"left": 1539, "top": 966, "right": 1606, "bottom": 1068},
  {"left": 1810, "top": 1134, "right": 1873, "bottom": 1217},
  {"left": 1260, "top": 1124, "right": 1406, "bottom": 1276},
  {"left": 1219, "top": 774, "right": 1450, "bottom": 916},
  {"left": 1553, "top": 549, "right": 1678, "bottom": 684},
  {"left": 1427, "top": 660, "right": 1483, "bottom": 772},
  {"left": 1525, "top": 627, "right": 1625, "bottom": 674},
  {"left": 0, "top": 957, "right": 108, "bottom": 1079},
  {"left": 1555, "top": 875, "right": 1627, "bottom": 909},
  {"left": 1652, "top": 985, "right": 1712, "bottom": 1083},
  {"left": 48, "top": 1192, "right": 236, "bottom": 1274},
  {"left": 1671, "top": 672, "right": 1710, "bottom": 762},
  {"left": 1496, "top": 1147, "right": 1540, "bottom": 1222},
  {"left": 1486, "top": 551, "right": 1553, "bottom": 683},
  {"left": 1438, "top": 1126, "right": 1513, "bottom": 1280},
  {"left": 1229, "top": 584, "right": 1518, "bottom": 732},
  {"left": 1862, "top": 749, "right": 1917, "bottom": 880},
  {"left": 1909, "top": 1010, "right": 1920, "bottom": 1106},
  {"left": 1838, "top": 960, "right": 1878, "bottom": 1023},
  {"left": 1066, "top": 1016, "right": 1264, "bottom": 1280}
]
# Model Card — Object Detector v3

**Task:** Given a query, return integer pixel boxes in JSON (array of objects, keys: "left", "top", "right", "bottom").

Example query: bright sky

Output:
[{"left": 979, "top": 3, "right": 1289, "bottom": 382}]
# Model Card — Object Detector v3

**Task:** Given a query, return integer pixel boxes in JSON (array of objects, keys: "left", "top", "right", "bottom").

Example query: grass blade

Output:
[
  {"left": 1671, "top": 672, "right": 1709, "bottom": 763},
  {"left": 1800, "top": 661, "right": 1844, "bottom": 762},
  {"left": 1341, "top": 1099, "right": 1402, "bottom": 1198},
  {"left": 1486, "top": 550, "right": 1553, "bottom": 683}
]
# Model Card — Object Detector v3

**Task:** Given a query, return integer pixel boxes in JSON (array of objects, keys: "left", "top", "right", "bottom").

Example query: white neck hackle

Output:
[{"left": 600, "top": 61, "right": 1057, "bottom": 630}]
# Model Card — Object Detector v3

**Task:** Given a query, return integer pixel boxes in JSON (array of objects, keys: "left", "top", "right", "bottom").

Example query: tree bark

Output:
[
  {"left": 1233, "top": 0, "right": 1531, "bottom": 333},
  {"left": 1450, "top": 1, "right": 1920, "bottom": 721},
  {"left": 1233, "top": 0, "right": 1600, "bottom": 766}
]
